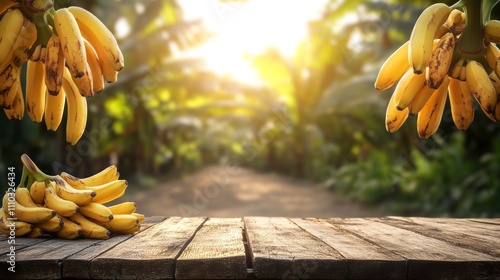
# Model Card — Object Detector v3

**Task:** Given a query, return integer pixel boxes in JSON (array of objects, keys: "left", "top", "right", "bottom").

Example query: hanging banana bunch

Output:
[
  {"left": 0, "top": 1, "right": 124, "bottom": 145},
  {"left": 375, "top": 0, "right": 500, "bottom": 138}
]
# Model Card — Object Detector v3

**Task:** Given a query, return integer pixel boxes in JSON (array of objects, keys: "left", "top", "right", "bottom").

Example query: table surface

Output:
[{"left": 0, "top": 216, "right": 499, "bottom": 280}]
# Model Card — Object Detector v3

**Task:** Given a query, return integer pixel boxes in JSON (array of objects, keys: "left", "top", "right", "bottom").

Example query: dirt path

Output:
[{"left": 119, "top": 166, "right": 385, "bottom": 218}]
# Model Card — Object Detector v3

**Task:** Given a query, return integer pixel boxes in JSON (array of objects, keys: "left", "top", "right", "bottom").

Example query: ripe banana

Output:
[
  {"left": 131, "top": 213, "right": 145, "bottom": 223},
  {"left": 408, "top": 82, "right": 437, "bottom": 116},
  {"left": 30, "top": 180, "right": 46, "bottom": 205},
  {"left": 2, "top": 192, "right": 55, "bottom": 223},
  {"left": 465, "top": 60, "right": 497, "bottom": 120},
  {"left": 101, "top": 63, "right": 119, "bottom": 83},
  {"left": 417, "top": 77, "right": 449, "bottom": 138},
  {"left": 61, "top": 165, "right": 119, "bottom": 188},
  {"left": 15, "top": 187, "right": 39, "bottom": 207},
  {"left": 25, "top": 227, "right": 45, "bottom": 238},
  {"left": 108, "top": 202, "right": 136, "bottom": 215},
  {"left": 485, "top": 43, "right": 500, "bottom": 70},
  {"left": 44, "top": 87, "right": 66, "bottom": 131},
  {"left": 56, "top": 216, "right": 83, "bottom": 239},
  {"left": 82, "top": 180, "right": 127, "bottom": 204},
  {"left": 84, "top": 39, "right": 105, "bottom": 94},
  {"left": 385, "top": 91, "right": 409, "bottom": 133},
  {"left": 54, "top": 175, "right": 96, "bottom": 206},
  {"left": 92, "top": 214, "right": 139, "bottom": 234},
  {"left": 54, "top": 8, "right": 93, "bottom": 97},
  {"left": 44, "top": 34, "right": 65, "bottom": 96},
  {"left": 26, "top": 60, "right": 46, "bottom": 122},
  {"left": 426, "top": 32, "right": 455, "bottom": 89},
  {"left": 68, "top": 6, "right": 124, "bottom": 72},
  {"left": 44, "top": 182, "right": 80, "bottom": 217},
  {"left": 375, "top": 41, "right": 410, "bottom": 91},
  {"left": 484, "top": 20, "right": 500, "bottom": 43},
  {"left": 393, "top": 69, "right": 426, "bottom": 110},
  {"left": 0, "top": 62, "right": 21, "bottom": 109},
  {"left": 3, "top": 84, "right": 24, "bottom": 120},
  {"left": 0, "top": 1, "right": 18, "bottom": 15},
  {"left": 0, "top": 208, "right": 33, "bottom": 237},
  {"left": 35, "top": 215, "right": 63, "bottom": 233},
  {"left": 79, "top": 202, "right": 113, "bottom": 222},
  {"left": 0, "top": 8, "right": 24, "bottom": 67},
  {"left": 68, "top": 212, "right": 110, "bottom": 239},
  {"left": 448, "top": 78, "right": 474, "bottom": 131},
  {"left": 409, "top": 3, "right": 452, "bottom": 74},
  {"left": 63, "top": 67, "right": 88, "bottom": 145}
]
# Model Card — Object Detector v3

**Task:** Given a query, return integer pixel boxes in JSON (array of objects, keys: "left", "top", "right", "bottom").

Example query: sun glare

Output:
[{"left": 178, "top": 0, "right": 328, "bottom": 84}]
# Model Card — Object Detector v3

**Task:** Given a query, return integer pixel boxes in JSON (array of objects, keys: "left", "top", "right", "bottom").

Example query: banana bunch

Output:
[
  {"left": 0, "top": 4, "right": 123, "bottom": 145},
  {"left": 375, "top": 0, "right": 500, "bottom": 138},
  {"left": 0, "top": 154, "right": 144, "bottom": 239}
]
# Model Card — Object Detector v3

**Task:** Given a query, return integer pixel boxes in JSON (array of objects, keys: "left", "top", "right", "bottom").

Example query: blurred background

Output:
[{"left": 1, "top": 0, "right": 500, "bottom": 218}]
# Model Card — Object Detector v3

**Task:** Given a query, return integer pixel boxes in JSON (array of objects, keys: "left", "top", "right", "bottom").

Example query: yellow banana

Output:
[
  {"left": 484, "top": 20, "right": 500, "bottom": 43},
  {"left": 35, "top": 215, "right": 63, "bottom": 233},
  {"left": 84, "top": 39, "right": 105, "bottom": 94},
  {"left": 426, "top": 32, "right": 455, "bottom": 89},
  {"left": 68, "top": 212, "right": 110, "bottom": 239},
  {"left": 485, "top": 43, "right": 500, "bottom": 70},
  {"left": 54, "top": 175, "right": 96, "bottom": 206},
  {"left": 2, "top": 192, "right": 55, "bottom": 223},
  {"left": 3, "top": 83, "right": 23, "bottom": 120},
  {"left": 44, "top": 87, "right": 66, "bottom": 131},
  {"left": 466, "top": 60, "right": 497, "bottom": 120},
  {"left": 44, "top": 182, "right": 79, "bottom": 217},
  {"left": 91, "top": 214, "right": 139, "bottom": 234},
  {"left": 26, "top": 60, "right": 46, "bottom": 122},
  {"left": 0, "top": 208, "right": 33, "bottom": 237},
  {"left": 131, "top": 213, "right": 145, "bottom": 223},
  {"left": 0, "top": 8, "right": 24, "bottom": 67},
  {"left": 79, "top": 202, "right": 113, "bottom": 222},
  {"left": 54, "top": 8, "right": 93, "bottom": 97},
  {"left": 375, "top": 41, "right": 410, "bottom": 91},
  {"left": 55, "top": 216, "right": 83, "bottom": 239},
  {"left": 15, "top": 187, "right": 39, "bottom": 207},
  {"left": 409, "top": 3, "right": 452, "bottom": 74},
  {"left": 0, "top": 1, "right": 18, "bottom": 15},
  {"left": 85, "top": 180, "right": 128, "bottom": 204},
  {"left": 25, "top": 227, "right": 45, "bottom": 238},
  {"left": 101, "top": 63, "right": 118, "bottom": 83},
  {"left": 449, "top": 58, "right": 465, "bottom": 80},
  {"left": 68, "top": 6, "right": 124, "bottom": 72},
  {"left": 61, "top": 165, "right": 119, "bottom": 188},
  {"left": 63, "top": 67, "right": 88, "bottom": 145},
  {"left": 108, "top": 202, "right": 136, "bottom": 215},
  {"left": 448, "top": 78, "right": 474, "bottom": 131},
  {"left": 408, "top": 82, "right": 435, "bottom": 116},
  {"left": 0, "top": 20, "right": 36, "bottom": 72},
  {"left": 0, "top": 62, "right": 21, "bottom": 109},
  {"left": 393, "top": 69, "right": 426, "bottom": 110},
  {"left": 385, "top": 91, "right": 409, "bottom": 133},
  {"left": 417, "top": 77, "right": 449, "bottom": 138},
  {"left": 30, "top": 180, "right": 46, "bottom": 205},
  {"left": 44, "top": 34, "right": 65, "bottom": 95}
]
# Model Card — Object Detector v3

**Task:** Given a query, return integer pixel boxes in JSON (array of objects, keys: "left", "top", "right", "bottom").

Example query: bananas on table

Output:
[
  {"left": 375, "top": 0, "right": 500, "bottom": 138},
  {"left": 0, "top": 154, "right": 143, "bottom": 239},
  {"left": 0, "top": 2, "right": 123, "bottom": 145}
]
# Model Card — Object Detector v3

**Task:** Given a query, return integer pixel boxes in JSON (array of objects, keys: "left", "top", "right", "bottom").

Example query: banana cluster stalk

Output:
[
  {"left": 0, "top": 5, "right": 123, "bottom": 145},
  {"left": 375, "top": 1, "right": 500, "bottom": 138},
  {"left": 0, "top": 154, "right": 143, "bottom": 239}
]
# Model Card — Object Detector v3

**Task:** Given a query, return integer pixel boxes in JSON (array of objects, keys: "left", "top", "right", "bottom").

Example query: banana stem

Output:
[
  {"left": 16, "top": 165, "right": 28, "bottom": 188},
  {"left": 20, "top": 154, "right": 55, "bottom": 182},
  {"left": 460, "top": 0, "right": 485, "bottom": 54}
]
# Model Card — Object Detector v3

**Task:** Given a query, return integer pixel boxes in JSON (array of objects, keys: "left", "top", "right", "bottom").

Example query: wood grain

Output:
[
  {"left": 176, "top": 218, "right": 247, "bottom": 279},
  {"left": 90, "top": 217, "right": 206, "bottom": 279},
  {"left": 245, "top": 217, "right": 346, "bottom": 279}
]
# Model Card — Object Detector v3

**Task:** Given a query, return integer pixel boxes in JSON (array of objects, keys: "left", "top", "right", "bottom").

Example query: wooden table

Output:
[{"left": 0, "top": 216, "right": 499, "bottom": 279}]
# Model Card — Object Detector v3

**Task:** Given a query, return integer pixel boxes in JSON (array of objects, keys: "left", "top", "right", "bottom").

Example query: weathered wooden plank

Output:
[
  {"left": 292, "top": 218, "right": 406, "bottom": 280},
  {"left": 329, "top": 218, "right": 500, "bottom": 280},
  {"left": 176, "top": 218, "right": 247, "bottom": 279},
  {"left": 0, "top": 235, "right": 52, "bottom": 255},
  {"left": 378, "top": 217, "right": 500, "bottom": 258},
  {"left": 90, "top": 217, "right": 206, "bottom": 279},
  {"left": 470, "top": 218, "right": 500, "bottom": 226},
  {"left": 244, "top": 217, "right": 346, "bottom": 279},
  {"left": 62, "top": 216, "right": 166, "bottom": 279}
]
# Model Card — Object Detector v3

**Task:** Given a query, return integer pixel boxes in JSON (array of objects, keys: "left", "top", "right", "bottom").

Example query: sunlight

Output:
[
  {"left": 114, "top": 17, "right": 131, "bottom": 39},
  {"left": 178, "top": 0, "right": 328, "bottom": 83}
]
